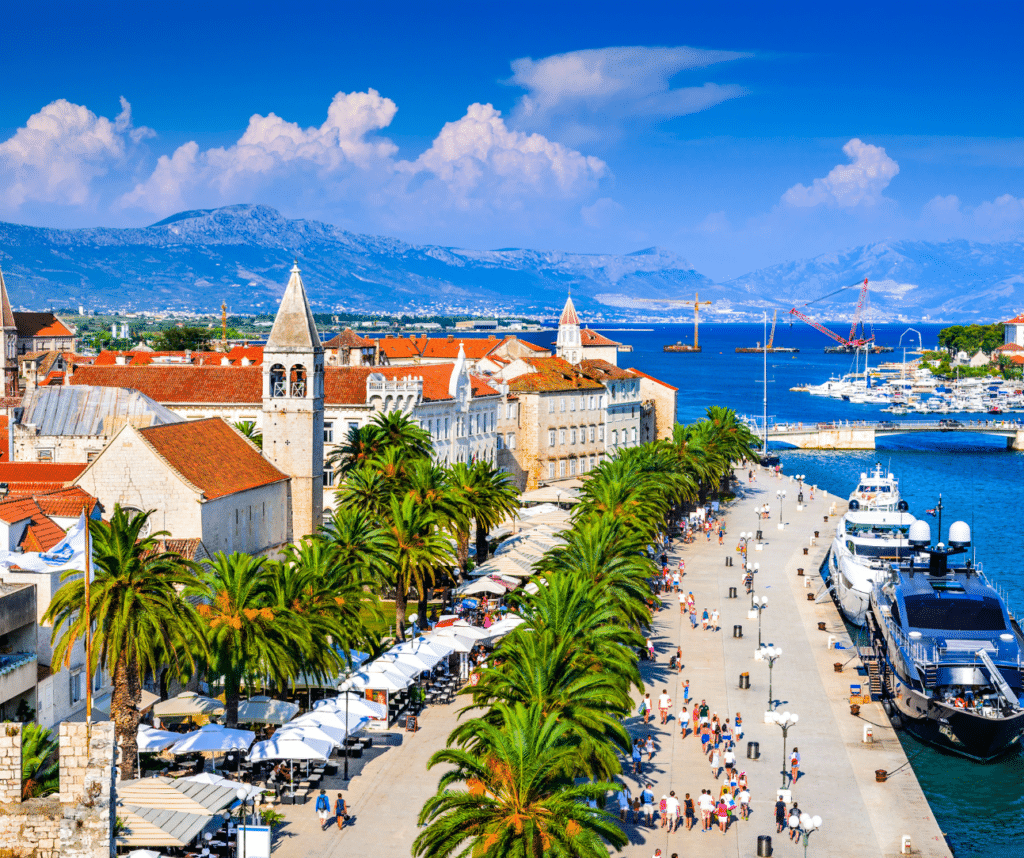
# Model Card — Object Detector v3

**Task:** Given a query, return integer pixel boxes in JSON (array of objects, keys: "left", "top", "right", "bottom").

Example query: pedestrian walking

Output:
[
  {"left": 632, "top": 741, "right": 643, "bottom": 776},
  {"left": 775, "top": 797, "right": 788, "bottom": 833},
  {"left": 711, "top": 609, "right": 720, "bottom": 632},
  {"left": 684, "top": 793, "right": 696, "bottom": 830},
  {"left": 682, "top": 678, "right": 690, "bottom": 702},
  {"left": 698, "top": 790, "right": 714, "bottom": 831},
  {"left": 711, "top": 748, "right": 721, "bottom": 779},
  {"left": 676, "top": 645, "right": 683, "bottom": 673},
  {"left": 790, "top": 747, "right": 801, "bottom": 784},
  {"left": 334, "top": 793, "right": 348, "bottom": 829},
  {"left": 724, "top": 745, "right": 737, "bottom": 779},
  {"left": 678, "top": 591, "right": 686, "bottom": 613},
  {"left": 659, "top": 795, "right": 668, "bottom": 828},
  {"left": 314, "top": 789, "right": 331, "bottom": 830},
  {"left": 679, "top": 705, "right": 690, "bottom": 738},
  {"left": 701, "top": 608, "right": 709, "bottom": 631},
  {"left": 647, "top": 637, "right": 656, "bottom": 660},
  {"left": 788, "top": 804, "right": 801, "bottom": 841},
  {"left": 716, "top": 798, "right": 729, "bottom": 833},
  {"left": 618, "top": 785, "right": 632, "bottom": 822},
  {"left": 689, "top": 602, "right": 698, "bottom": 629},
  {"left": 640, "top": 692, "right": 652, "bottom": 724},
  {"left": 641, "top": 784, "right": 655, "bottom": 825},
  {"left": 738, "top": 787, "right": 751, "bottom": 820},
  {"left": 644, "top": 733, "right": 655, "bottom": 762},
  {"left": 666, "top": 791, "right": 681, "bottom": 832},
  {"left": 658, "top": 689, "right": 672, "bottom": 724}
]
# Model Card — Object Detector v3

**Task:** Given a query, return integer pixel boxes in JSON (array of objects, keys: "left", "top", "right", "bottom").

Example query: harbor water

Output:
[{"left": 512, "top": 320, "right": 1024, "bottom": 856}]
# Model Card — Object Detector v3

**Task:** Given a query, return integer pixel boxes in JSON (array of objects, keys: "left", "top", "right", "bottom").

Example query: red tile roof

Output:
[
  {"left": 1003, "top": 314, "right": 1024, "bottom": 324},
  {"left": 72, "top": 366, "right": 264, "bottom": 403},
  {"left": 580, "top": 328, "right": 621, "bottom": 347},
  {"left": 626, "top": 367, "right": 679, "bottom": 391},
  {"left": 578, "top": 359, "right": 634, "bottom": 381},
  {"left": 226, "top": 345, "right": 264, "bottom": 365},
  {"left": 470, "top": 374, "right": 500, "bottom": 396},
  {"left": 0, "top": 497, "right": 44, "bottom": 525},
  {"left": 323, "top": 329, "right": 376, "bottom": 349},
  {"left": 14, "top": 312, "right": 73, "bottom": 339},
  {"left": 419, "top": 337, "right": 499, "bottom": 360},
  {"left": 147, "top": 537, "right": 209, "bottom": 562},
  {"left": 507, "top": 356, "right": 605, "bottom": 393},
  {"left": 34, "top": 486, "right": 99, "bottom": 519},
  {"left": 92, "top": 350, "right": 227, "bottom": 367},
  {"left": 21, "top": 514, "right": 67, "bottom": 552},
  {"left": 377, "top": 337, "right": 423, "bottom": 359},
  {"left": 514, "top": 339, "right": 549, "bottom": 353},
  {"left": 0, "top": 462, "right": 87, "bottom": 490},
  {"left": 137, "top": 418, "right": 288, "bottom": 500},
  {"left": 994, "top": 343, "right": 1024, "bottom": 353}
]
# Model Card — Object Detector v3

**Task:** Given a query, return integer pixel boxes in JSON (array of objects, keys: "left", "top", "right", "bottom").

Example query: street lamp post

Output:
[
  {"left": 751, "top": 595, "right": 768, "bottom": 646},
  {"left": 789, "top": 812, "right": 822, "bottom": 858},
  {"left": 755, "top": 643, "right": 781, "bottom": 711},
  {"left": 235, "top": 786, "right": 249, "bottom": 858},
  {"left": 767, "top": 710, "right": 799, "bottom": 790},
  {"left": 777, "top": 490, "right": 786, "bottom": 528},
  {"left": 796, "top": 474, "right": 806, "bottom": 504},
  {"left": 340, "top": 678, "right": 355, "bottom": 780}
]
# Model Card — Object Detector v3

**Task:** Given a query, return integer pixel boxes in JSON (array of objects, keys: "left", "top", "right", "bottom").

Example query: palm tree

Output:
[
  {"left": 232, "top": 420, "right": 263, "bottom": 450},
  {"left": 328, "top": 410, "right": 433, "bottom": 480},
  {"left": 192, "top": 552, "right": 295, "bottom": 727},
  {"left": 381, "top": 496, "right": 454, "bottom": 640},
  {"left": 320, "top": 505, "right": 391, "bottom": 586},
  {"left": 44, "top": 507, "right": 206, "bottom": 779},
  {"left": 21, "top": 723, "right": 58, "bottom": 799},
  {"left": 415, "top": 703, "right": 626, "bottom": 858}
]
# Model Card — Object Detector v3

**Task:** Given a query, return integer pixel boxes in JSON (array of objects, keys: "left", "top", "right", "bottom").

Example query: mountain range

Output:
[{"left": 0, "top": 204, "right": 1020, "bottom": 321}]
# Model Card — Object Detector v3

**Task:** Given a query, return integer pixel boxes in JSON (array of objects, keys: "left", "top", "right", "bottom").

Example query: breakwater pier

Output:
[{"left": 626, "top": 467, "right": 951, "bottom": 857}]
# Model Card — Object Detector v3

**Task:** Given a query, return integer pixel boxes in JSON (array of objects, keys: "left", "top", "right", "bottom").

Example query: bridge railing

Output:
[{"left": 767, "top": 420, "right": 1024, "bottom": 435}]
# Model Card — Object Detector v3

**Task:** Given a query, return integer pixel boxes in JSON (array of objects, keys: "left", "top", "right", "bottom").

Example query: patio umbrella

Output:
[
  {"left": 185, "top": 772, "right": 262, "bottom": 802},
  {"left": 293, "top": 710, "right": 369, "bottom": 735},
  {"left": 348, "top": 668, "right": 410, "bottom": 693},
  {"left": 484, "top": 616, "right": 527, "bottom": 642},
  {"left": 137, "top": 724, "right": 181, "bottom": 753},
  {"left": 170, "top": 723, "right": 255, "bottom": 755},
  {"left": 443, "top": 622, "right": 491, "bottom": 641},
  {"left": 236, "top": 696, "right": 299, "bottom": 726},
  {"left": 455, "top": 578, "right": 507, "bottom": 596},
  {"left": 369, "top": 659, "right": 420, "bottom": 679},
  {"left": 392, "top": 636, "right": 452, "bottom": 658},
  {"left": 381, "top": 651, "right": 436, "bottom": 672},
  {"left": 276, "top": 723, "right": 344, "bottom": 748},
  {"left": 153, "top": 691, "right": 225, "bottom": 720},
  {"left": 313, "top": 694, "right": 387, "bottom": 721},
  {"left": 248, "top": 734, "right": 332, "bottom": 762},
  {"left": 429, "top": 631, "right": 475, "bottom": 653}
]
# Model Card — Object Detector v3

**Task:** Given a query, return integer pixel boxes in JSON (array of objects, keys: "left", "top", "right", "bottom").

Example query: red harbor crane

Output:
[{"left": 788, "top": 278, "right": 873, "bottom": 349}]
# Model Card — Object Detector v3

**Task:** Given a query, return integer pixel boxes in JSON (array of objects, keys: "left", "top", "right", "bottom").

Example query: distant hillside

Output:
[
  {"left": 0, "top": 205, "right": 717, "bottom": 317},
  {"left": 723, "top": 239, "right": 1024, "bottom": 322},
  {"left": 0, "top": 206, "right": 1020, "bottom": 321}
]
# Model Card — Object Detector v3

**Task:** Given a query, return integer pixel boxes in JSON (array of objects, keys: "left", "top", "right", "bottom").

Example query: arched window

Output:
[
  {"left": 290, "top": 364, "right": 307, "bottom": 397},
  {"left": 270, "top": 364, "right": 286, "bottom": 398}
]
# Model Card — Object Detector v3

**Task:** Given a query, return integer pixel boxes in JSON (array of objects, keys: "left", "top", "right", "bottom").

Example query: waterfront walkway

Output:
[{"left": 271, "top": 467, "right": 951, "bottom": 858}]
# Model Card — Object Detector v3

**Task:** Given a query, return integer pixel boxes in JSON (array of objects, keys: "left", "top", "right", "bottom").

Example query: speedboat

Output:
[
  {"left": 848, "top": 463, "right": 902, "bottom": 511},
  {"left": 867, "top": 519, "right": 1024, "bottom": 761},
  {"left": 829, "top": 503, "right": 915, "bottom": 626}
]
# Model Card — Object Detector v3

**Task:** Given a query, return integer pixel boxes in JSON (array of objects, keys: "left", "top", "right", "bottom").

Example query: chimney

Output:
[{"left": 115, "top": 355, "right": 127, "bottom": 366}]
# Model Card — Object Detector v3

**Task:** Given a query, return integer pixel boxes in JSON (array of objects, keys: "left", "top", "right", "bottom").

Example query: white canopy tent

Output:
[
  {"left": 276, "top": 723, "right": 344, "bottom": 748},
  {"left": 348, "top": 669, "right": 409, "bottom": 693},
  {"left": 484, "top": 616, "right": 527, "bottom": 642},
  {"left": 153, "top": 691, "right": 224, "bottom": 721},
  {"left": 136, "top": 724, "right": 181, "bottom": 753},
  {"left": 291, "top": 710, "right": 369, "bottom": 735},
  {"left": 455, "top": 578, "right": 508, "bottom": 596},
  {"left": 248, "top": 734, "right": 332, "bottom": 763},
  {"left": 236, "top": 696, "right": 299, "bottom": 726},
  {"left": 184, "top": 772, "right": 262, "bottom": 802},
  {"left": 313, "top": 694, "right": 387, "bottom": 721},
  {"left": 392, "top": 636, "right": 453, "bottom": 658},
  {"left": 170, "top": 723, "right": 255, "bottom": 755},
  {"left": 429, "top": 631, "right": 475, "bottom": 653},
  {"left": 380, "top": 651, "right": 435, "bottom": 673},
  {"left": 370, "top": 658, "right": 420, "bottom": 680}
]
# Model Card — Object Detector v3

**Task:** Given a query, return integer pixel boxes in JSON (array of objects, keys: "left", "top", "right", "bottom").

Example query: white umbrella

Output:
[
  {"left": 136, "top": 724, "right": 181, "bottom": 752},
  {"left": 430, "top": 631, "right": 475, "bottom": 653},
  {"left": 153, "top": 691, "right": 224, "bottom": 719},
  {"left": 128, "top": 851, "right": 163, "bottom": 858},
  {"left": 293, "top": 710, "right": 369, "bottom": 735},
  {"left": 393, "top": 636, "right": 452, "bottom": 658},
  {"left": 237, "top": 696, "right": 299, "bottom": 726},
  {"left": 277, "top": 723, "right": 344, "bottom": 748},
  {"left": 248, "top": 734, "right": 332, "bottom": 762},
  {"left": 186, "top": 772, "right": 262, "bottom": 801},
  {"left": 349, "top": 668, "right": 410, "bottom": 693},
  {"left": 369, "top": 658, "right": 420, "bottom": 679},
  {"left": 437, "top": 622, "right": 491, "bottom": 641},
  {"left": 455, "top": 578, "right": 506, "bottom": 596},
  {"left": 170, "top": 723, "right": 255, "bottom": 755},
  {"left": 313, "top": 694, "right": 387, "bottom": 720},
  {"left": 381, "top": 651, "right": 436, "bottom": 672},
  {"left": 484, "top": 616, "right": 527, "bottom": 641}
]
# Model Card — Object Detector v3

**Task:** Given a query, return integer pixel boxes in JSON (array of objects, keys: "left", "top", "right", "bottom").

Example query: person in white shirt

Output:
[
  {"left": 698, "top": 789, "right": 715, "bottom": 831},
  {"left": 738, "top": 788, "right": 751, "bottom": 820},
  {"left": 679, "top": 706, "right": 691, "bottom": 738},
  {"left": 658, "top": 690, "right": 672, "bottom": 725},
  {"left": 664, "top": 791, "right": 681, "bottom": 832},
  {"left": 710, "top": 748, "right": 721, "bottom": 779},
  {"left": 723, "top": 746, "right": 737, "bottom": 778}
]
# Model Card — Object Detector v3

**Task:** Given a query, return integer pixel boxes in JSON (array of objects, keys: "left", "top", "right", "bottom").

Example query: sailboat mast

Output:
[{"left": 763, "top": 312, "right": 768, "bottom": 455}]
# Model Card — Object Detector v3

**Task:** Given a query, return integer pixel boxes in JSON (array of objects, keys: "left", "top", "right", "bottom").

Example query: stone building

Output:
[
  {"left": 0, "top": 582, "right": 36, "bottom": 722},
  {"left": 74, "top": 417, "right": 290, "bottom": 556},
  {"left": 376, "top": 333, "right": 550, "bottom": 368},
  {"left": 323, "top": 328, "right": 378, "bottom": 366},
  {"left": 627, "top": 368, "right": 679, "bottom": 442}
]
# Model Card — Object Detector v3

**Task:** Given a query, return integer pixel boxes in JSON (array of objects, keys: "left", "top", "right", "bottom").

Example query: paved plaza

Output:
[{"left": 271, "top": 467, "right": 950, "bottom": 858}]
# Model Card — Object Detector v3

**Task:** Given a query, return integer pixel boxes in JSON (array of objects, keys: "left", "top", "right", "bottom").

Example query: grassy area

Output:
[{"left": 363, "top": 600, "right": 445, "bottom": 641}]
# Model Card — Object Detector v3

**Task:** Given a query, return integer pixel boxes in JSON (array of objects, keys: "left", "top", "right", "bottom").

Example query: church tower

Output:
[
  {"left": 555, "top": 292, "right": 582, "bottom": 365},
  {"left": 0, "top": 268, "right": 18, "bottom": 398},
  {"left": 262, "top": 263, "right": 324, "bottom": 542}
]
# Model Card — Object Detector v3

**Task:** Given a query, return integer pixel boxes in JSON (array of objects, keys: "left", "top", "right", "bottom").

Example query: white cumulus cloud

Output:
[
  {"left": 0, "top": 97, "right": 151, "bottom": 210},
  {"left": 509, "top": 46, "right": 748, "bottom": 145},
  {"left": 782, "top": 139, "right": 899, "bottom": 208},
  {"left": 974, "top": 193, "right": 1024, "bottom": 231}
]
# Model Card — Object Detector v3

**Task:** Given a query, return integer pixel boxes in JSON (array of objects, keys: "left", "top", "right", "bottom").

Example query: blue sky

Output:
[{"left": 1, "top": 0, "right": 1021, "bottom": 278}]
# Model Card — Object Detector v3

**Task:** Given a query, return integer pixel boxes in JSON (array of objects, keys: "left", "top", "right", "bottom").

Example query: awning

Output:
[
  {"left": 118, "top": 776, "right": 239, "bottom": 815},
  {"left": 153, "top": 691, "right": 224, "bottom": 719},
  {"left": 117, "top": 805, "right": 223, "bottom": 848},
  {"left": 313, "top": 694, "right": 387, "bottom": 720},
  {"left": 248, "top": 735, "right": 332, "bottom": 762},
  {"left": 170, "top": 723, "right": 254, "bottom": 755},
  {"left": 136, "top": 724, "right": 181, "bottom": 753},
  {"left": 236, "top": 696, "right": 299, "bottom": 726}
]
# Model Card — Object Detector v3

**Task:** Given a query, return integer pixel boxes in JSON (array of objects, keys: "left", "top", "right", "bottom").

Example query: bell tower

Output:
[
  {"left": 0, "top": 268, "right": 18, "bottom": 398},
  {"left": 262, "top": 263, "right": 324, "bottom": 542},
  {"left": 556, "top": 292, "right": 582, "bottom": 365}
]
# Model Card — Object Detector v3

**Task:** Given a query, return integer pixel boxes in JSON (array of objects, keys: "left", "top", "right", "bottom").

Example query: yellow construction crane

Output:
[{"left": 681, "top": 291, "right": 713, "bottom": 350}]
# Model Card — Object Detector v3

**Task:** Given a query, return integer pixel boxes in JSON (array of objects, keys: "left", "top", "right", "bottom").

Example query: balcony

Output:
[{"left": 0, "top": 652, "right": 37, "bottom": 704}]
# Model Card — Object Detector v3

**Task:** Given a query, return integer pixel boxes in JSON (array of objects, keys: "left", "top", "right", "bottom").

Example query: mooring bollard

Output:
[
  {"left": 803, "top": 546, "right": 809, "bottom": 555},
  {"left": 806, "top": 593, "right": 815, "bottom": 602},
  {"left": 733, "top": 624, "right": 743, "bottom": 638},
  {"left": 797, "top": 568, "right": 804, "bottom": 576}
]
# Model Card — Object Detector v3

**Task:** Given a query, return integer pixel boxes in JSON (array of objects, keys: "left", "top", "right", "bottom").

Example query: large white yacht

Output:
[
  {"left": 848, "top": 463, "right": 902, "bottom": 511},
  {"left": 829, "top": 505, "right": 917, "bottom": 626}
]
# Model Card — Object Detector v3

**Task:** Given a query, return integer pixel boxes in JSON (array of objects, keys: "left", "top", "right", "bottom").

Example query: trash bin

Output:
[
  {"left": 747, "top": 740, "right": 759, "bottom": 759},
  {"left": 733, "top": 624, "right": 743, "bottom": 638},
  {"left": 739, "top": 672, "right": 750, "bottom": 689},
  {"left": 728, "top": 587, "right": 737, "bottom": 598},
  {"left": 757, "top": 834, "right": 773, "bottom": 856}
]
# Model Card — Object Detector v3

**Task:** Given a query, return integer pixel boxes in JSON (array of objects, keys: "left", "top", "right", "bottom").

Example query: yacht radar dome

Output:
[
  {"left": 948, "top": 521, "right": 971, "bottom": 549},
  {"left": 908, "top": 520, "right": 931, "bottom": 547}
]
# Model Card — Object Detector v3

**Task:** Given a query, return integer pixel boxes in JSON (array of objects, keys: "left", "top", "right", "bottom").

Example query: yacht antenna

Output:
[{"left": 936, "top": 494, "right": 943, "bottom": 544}]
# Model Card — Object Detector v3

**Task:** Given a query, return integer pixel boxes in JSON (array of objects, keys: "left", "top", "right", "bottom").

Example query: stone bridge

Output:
[{"left": 767, "top": 419, "right": 1024, "bottom": 450}]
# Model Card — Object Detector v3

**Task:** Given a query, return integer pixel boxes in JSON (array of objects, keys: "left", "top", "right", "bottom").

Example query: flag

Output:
[
  {"left": 0, "top": 511, "right": 88, "bottom": 574},
  {"left": 924, "top": 508, "right": 937, "bottom": 518}
]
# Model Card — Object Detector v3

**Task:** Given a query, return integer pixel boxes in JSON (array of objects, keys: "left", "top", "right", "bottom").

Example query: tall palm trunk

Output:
[
  {"left": 417, "top": 587, "right": 430, "bottom": 635},
  {"left": 475, "top": 521, "right": 489, "bottom": 564},
  {"left": 455, "top": 531, "right": 470, "bottom": 578},
  {"left": 394, "top": 586, "right": 408, "bottom": 642},
  {"left": 225, "top": 667, "right": 241, "bottom": 728},
  {"left": 111, "top": 652, "right": 141, "bottom": 780}
]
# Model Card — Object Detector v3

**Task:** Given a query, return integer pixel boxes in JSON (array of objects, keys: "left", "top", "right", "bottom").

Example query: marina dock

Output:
[{"left": 624, "top": 468, "right": 951, "bottom": 858}]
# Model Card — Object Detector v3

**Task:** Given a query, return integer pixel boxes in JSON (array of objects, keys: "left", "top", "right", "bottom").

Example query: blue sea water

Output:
[{"left": 508, "top": 320, "right": 1024, "bottom": 855}]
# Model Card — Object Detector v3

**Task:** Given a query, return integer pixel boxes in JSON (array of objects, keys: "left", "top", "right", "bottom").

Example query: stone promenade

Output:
[{"left": 271, "top": 466, "right": 951, "bottom": 858}]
